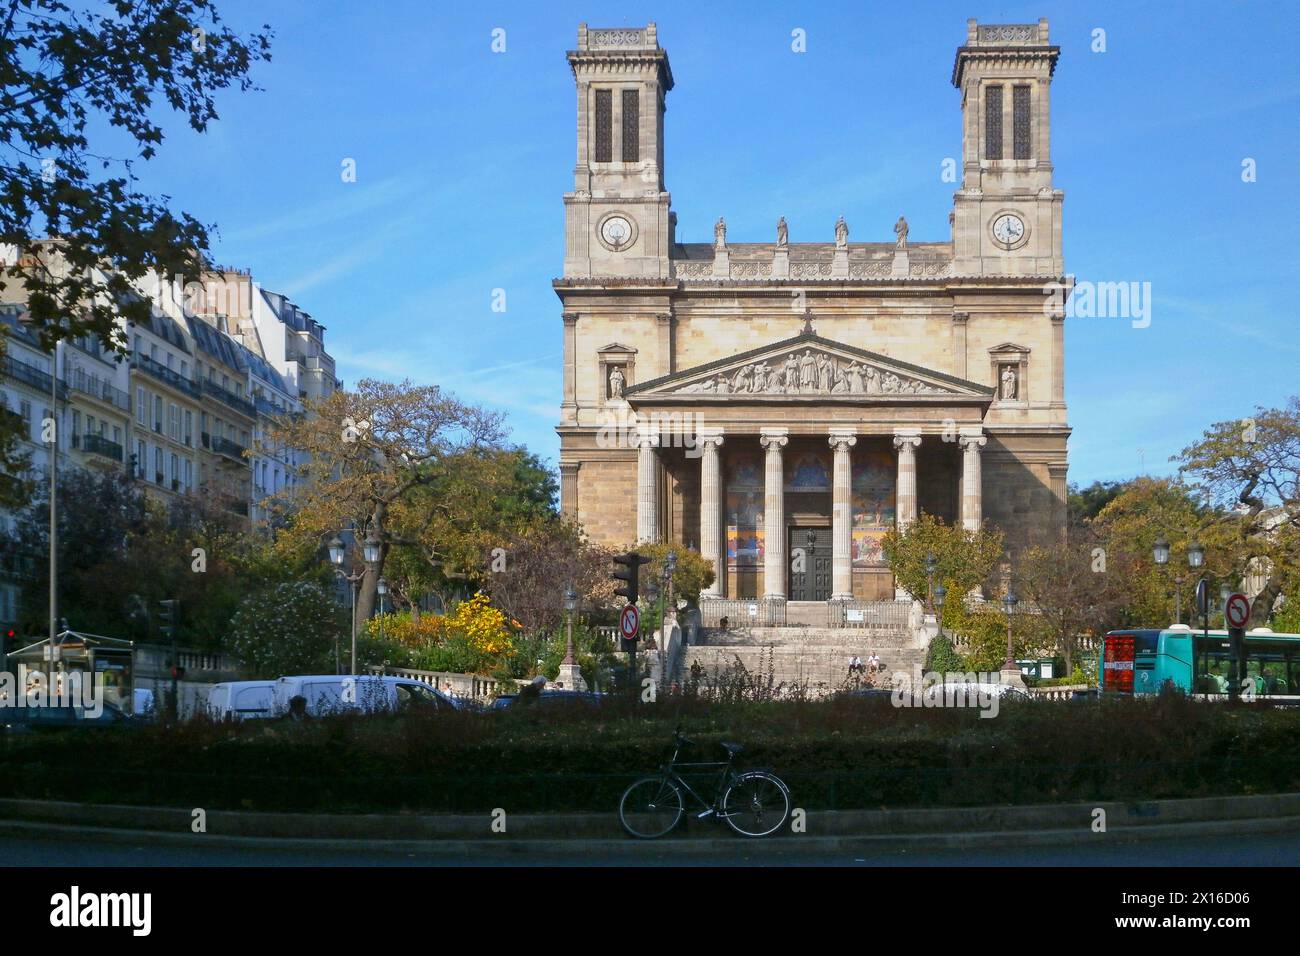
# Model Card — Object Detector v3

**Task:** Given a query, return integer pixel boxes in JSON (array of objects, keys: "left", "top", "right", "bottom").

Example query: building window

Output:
[
  {"left": 135, "top": 440, "right": 146, "bottom": 477},
  {"left": 19, "top": 400, "right": 31, "bottom": 437},
  {"left": 621, "top": 89, "right": 639, "bottom": 162},
  {"left": 184, "top": 410, "right": 193, "bottom": 445},
  {"left": 984, "top": 85, "right": 1003, "bottom": 160},
  {"left": 1013, "top": 85, "right": 1031, "bottom": 160},
  {"left": 154, "top": 446, "right": 163, "bottom": 482},
  {"left": 153, "top": 396, "right": 163, "bottom": 432},
  {"left": 183, "top": 458, "right": 192, "bottom": 490},
  {"left": 136, "top": 387, "right": 146, "bottom": 426},
  {"left": 594, "top": 89, "right": 612, "bottom": 163}
]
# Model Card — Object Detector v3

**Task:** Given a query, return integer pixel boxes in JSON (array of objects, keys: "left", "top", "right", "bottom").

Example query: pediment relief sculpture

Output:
[{"left": 674, "top": 348, "right": 953, "bottom": 397}]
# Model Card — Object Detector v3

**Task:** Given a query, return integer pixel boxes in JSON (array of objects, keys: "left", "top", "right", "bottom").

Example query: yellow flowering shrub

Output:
[{"left": 448, "top": 592, "right": 515, "bottom": 657}]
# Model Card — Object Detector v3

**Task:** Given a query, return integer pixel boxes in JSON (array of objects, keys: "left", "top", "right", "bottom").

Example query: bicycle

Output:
[{"left": 618, "top": 729, "right": 791, "bottom": 839}]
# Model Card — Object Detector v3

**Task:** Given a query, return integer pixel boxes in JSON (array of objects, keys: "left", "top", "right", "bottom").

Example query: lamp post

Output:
[
  {"left": 924, "top": 552, "right": 937, "bottom": 614},
  {"left": 377, "top": 578, "right": 388, "bottom": 645},
  {"left": 329, "top": 532, "right": 381, "bottom": 675},
  {"left": 933, "top": 584, "right": 947, "bottom": 643},
  {"left": 558, "top": 583, "right": 586, "bottom": 691},
  {"left": 665, "top": 551, "right": 677, "bottom": 624},
  {"left": 1153, "top": 536, "right": 1204, "bottom": 625},
  {"left": 1002, "top": 590, "right": 1019, "bottom": 673}
]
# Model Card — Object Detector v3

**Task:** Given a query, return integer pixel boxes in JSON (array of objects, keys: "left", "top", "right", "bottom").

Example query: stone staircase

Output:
[{"left": 683, "top": 624, "right": 927, "bottom": 696}]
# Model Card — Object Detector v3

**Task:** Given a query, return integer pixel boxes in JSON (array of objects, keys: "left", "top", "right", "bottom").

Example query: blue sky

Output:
[{"left": 141, "top": 0, "right": 1300, "bottom": 487}]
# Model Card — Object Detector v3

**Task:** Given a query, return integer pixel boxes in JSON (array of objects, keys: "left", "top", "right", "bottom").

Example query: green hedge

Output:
[{"left": 2, "top": 694, "right": 1298, "bottom": 813}]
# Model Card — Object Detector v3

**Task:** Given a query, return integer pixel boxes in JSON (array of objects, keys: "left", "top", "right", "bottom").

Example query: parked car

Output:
[
  {"left": 270, "top": 675, "right": 460, "bottom": 717},
  {"left": 0, "top": 700, "right": 139, "bottom": 734},
  {"left": 490, "top": 689, "right": 607, "bottom": 711},
  {"left": 205, "top": 680, "right": 277, "bottom": 721}
]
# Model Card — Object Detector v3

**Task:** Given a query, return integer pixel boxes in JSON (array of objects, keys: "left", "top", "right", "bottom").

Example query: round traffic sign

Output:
[
  {"left": 1225, "top": 593, "right": 1250, "bottom": 629},
  {"left": 620, "top": 603, "right": 640, "bottom": 640}
]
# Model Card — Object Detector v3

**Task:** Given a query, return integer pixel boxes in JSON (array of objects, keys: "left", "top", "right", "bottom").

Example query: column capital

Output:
[
  {"left": 958, "top": 427, "right": 987, "bottom": 449},
  {"left": 562, "top": 311, "right": 579, "bottom": 325},
  {"left": 655, "top": 312, "right": 674, "bottom": 326},
  {"left": 828, "top": 427, "right": 857, "bottom": 452},
  {"left": 892, "top": 427, "right": 922, "bottom": 451},
  {"left": 760, "top": 426, "right": 789, "bottom": 449},
  {"left": 696, "top": 427, "right": 724, "bottom": 449},
  {"left": 634, "top": 423, "right": 660, "bottom": 447},
  {"left": 951, "top": 310, "right": 969, "bottom": 325}
]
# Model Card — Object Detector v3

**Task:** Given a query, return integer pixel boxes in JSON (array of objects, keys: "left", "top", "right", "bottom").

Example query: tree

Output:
[
  {"left": 1177, "top": 398, "right": 1300, "bottom": 625},
  {"left": 1068, "top": 479, "right": 1131, "bottom": 526},
  {"left": 881, "top": 512, "right": 1005, "bottom": 602},
  {"left": 1018, "top": 526, "right": 1128, "bottom": 672},
  {"left": 229, "top": 581, "right": 344, "bottom": 679},
  {"left": 1089, "top": 476, "right": 1228, "bottom": 627},
  {"left": 0, "top": 0, "right": 272, "bottom": 351},
  {"left": 265, "top": 379, "right": 507, "bottom": 624},
  {"left": 0, "top": 336, "right": 31, "bottom": 507},
  {"left": 480, "top": 520, "right": 615, "bottom": 637}
]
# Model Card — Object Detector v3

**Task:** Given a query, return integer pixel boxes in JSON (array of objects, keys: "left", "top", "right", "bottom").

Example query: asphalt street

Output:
[{"left": 3, "top": 829, "right": 1298, "bottom": 866}]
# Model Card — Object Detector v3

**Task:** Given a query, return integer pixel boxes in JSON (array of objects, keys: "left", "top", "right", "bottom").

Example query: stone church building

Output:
[{"left": 555, "top": 19, "right": 1069, "bottom": 608}]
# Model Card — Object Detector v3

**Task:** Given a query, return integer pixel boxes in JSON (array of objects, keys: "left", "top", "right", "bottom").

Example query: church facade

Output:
[{"left": 555, "top": 19, "right": 1070, "bottom": 606}]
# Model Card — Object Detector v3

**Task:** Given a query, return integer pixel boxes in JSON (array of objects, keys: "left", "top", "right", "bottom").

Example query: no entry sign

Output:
[
  {"left": 1225, "top": 592, "right": 1251, "bottom": 629},
  {"left": 620, "top": 603, "right": 640, "bottom": 641}
]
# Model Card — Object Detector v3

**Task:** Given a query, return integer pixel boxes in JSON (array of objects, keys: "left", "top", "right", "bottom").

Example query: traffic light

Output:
[
  {"left": 158, "top": 599, "right": 179, "bottom": 640},
  {"left": 170, "top": 663, "right": 186, "bottom": 680},
  {"left": 612, "top": 552, "right": 647, "bottom": 605}
]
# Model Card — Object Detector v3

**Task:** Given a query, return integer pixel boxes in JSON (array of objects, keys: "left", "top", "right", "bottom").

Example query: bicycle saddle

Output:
[{"left": 721, "top": 741, "right": 744, "bottom": 754}]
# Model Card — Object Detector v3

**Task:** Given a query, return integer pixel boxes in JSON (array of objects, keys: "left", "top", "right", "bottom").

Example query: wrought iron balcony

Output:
[
  {"left": 202, "top": 379, "right": 255, "bottom": 418},
  {"left": 210, "top": 435, "right": 248, "bottom": 462},
  {"left": 78, "top": 433, "right": 124, "bottom": 462},
  {"left": 132, "top": 352, "right": 200, "bottom": 398},
  {"left": 2, "top": 354, "right": 66, "bottom": 398},
  {"left": 65, "top": 369, "right": 131, "bottom": 412}
]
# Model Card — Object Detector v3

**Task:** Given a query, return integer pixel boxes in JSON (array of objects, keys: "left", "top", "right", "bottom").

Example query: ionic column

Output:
[
  {"left": 959, "top": 428, "right": 986, "bottom": 531},
  {"left": 760, "top": 428, "right": 789, "bottom": 602},
  {"left": 635, "top": 425, "right": 659, "bottom": 544},
  {"left": 893, "top": 428, "right": 922, "bottom": 531},
  {"left": 698, "top": 429, "right": 725, "bottom": 598},
  {"left": 829, "top": 428, "right": 857, "bottom": 602}
]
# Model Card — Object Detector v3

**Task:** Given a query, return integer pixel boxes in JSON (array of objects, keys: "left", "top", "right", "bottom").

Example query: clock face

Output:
[
  {"left": 992, "top": 213, "right": 1025, "bottom": 247},
  {"left": 600, "top": 215, "right": 633, "bottom": 250}
]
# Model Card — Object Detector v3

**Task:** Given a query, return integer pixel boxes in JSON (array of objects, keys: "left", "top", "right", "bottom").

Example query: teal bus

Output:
[{"left": 1101, "top": 626, "right": 1300, "bottom": 698}]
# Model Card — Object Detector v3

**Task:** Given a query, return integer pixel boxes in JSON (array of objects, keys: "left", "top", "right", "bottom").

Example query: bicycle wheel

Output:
[
  {"left": 722, "top": 771, "right": 791, "bottom": 837},
  {"left": 619, "top": 776, "right": 685, "bottom": 839}
]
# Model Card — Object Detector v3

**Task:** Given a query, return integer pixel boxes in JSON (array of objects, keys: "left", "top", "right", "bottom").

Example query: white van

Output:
[
  {"left": 271, "top": 675, "right": 459, "bottom": 717},
  {"left": 205, "top": 680, "right": 277, "bottom": 721}
]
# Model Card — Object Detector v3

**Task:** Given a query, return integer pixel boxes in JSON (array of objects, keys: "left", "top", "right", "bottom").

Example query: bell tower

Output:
[
  {"left": 564, "top": 22, "right": 674, "bottom": 279},
  {"left": 951, "top": 19, "right": 1063, "bottom": 276}
]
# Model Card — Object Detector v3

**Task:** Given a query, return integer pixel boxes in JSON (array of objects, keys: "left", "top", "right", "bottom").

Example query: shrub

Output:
[{"left": 228, "top": 581, "right": 345, "bottom": 678}]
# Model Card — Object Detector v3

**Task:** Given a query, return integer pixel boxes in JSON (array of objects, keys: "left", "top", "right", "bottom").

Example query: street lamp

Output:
[
  {"left": 1153, "top": 536, "right": 1203, "bottom": 625},
  {"left": 562, "top": 584, "right": 578, "bottom": 667},
  {"left": 329, "top": 532, "right": 380, "bottom": 675},
  {"left": 933, "top": 584, "right": 947, "bottom": 642},
  {"left": 1002, "top": 590, "right": 1019, "bottom": 672},
  {"left": 377, "top": 578, "right": 388, "bottom": 644},
  {"left": 924, "top": 552, "right": 938, "bottom": 613},
  {"left": 665, "top": 550, "right": 677, "bottom": 622}
]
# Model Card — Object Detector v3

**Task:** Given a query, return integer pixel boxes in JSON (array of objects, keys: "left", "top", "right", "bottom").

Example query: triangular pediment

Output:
[{"left": 624, "top": 332, "right": 993, "bottom": 403}]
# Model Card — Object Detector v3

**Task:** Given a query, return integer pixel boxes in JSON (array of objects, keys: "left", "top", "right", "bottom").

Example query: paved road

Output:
[{"left": 3, "top": 830, "right": 1299, "bottom": 866}]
